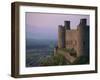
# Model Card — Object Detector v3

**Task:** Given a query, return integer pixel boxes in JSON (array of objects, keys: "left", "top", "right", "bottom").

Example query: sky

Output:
[{"left": 26, "top": 12, "right": 89, "bottom": 40}]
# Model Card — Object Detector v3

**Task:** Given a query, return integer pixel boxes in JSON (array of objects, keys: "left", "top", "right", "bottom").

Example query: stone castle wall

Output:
[
  {"left": 58, "top": 19, "right": 89, "bottom": 58},
  {"left": 58, "top": 25, "right": 65, "bottom": 48}
]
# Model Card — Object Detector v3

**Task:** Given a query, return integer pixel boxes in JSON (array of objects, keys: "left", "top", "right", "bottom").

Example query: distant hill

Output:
[{"left": 26, "top": 38, "right": 57, "bottom": 50}]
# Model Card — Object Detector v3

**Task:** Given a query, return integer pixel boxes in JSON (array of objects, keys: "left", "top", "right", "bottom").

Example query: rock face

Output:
[{"left": 55, "top": 18, "right": 89, "bottom": 64}]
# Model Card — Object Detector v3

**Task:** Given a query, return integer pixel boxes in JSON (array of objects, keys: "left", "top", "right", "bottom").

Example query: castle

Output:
[{"left": 54, "top": 19, "right": 89, "bottom": 64}]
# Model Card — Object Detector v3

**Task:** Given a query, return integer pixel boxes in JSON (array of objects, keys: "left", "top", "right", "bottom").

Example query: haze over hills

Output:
[
  {"left": 26, "top": 38, "right": 57, "bottom": 67},
  {"left": 26, "top": 38, "right": 57, "bottom": 50}
]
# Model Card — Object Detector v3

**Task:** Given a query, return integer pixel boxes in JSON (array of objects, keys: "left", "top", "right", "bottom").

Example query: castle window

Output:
[{"left": 83, "top": 41, "right": 85, "bottom": 46}]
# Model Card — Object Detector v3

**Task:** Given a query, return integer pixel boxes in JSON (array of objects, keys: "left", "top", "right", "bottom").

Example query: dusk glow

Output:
[{"left": 26, "top": 12, "right": 89, "bottom": 40}]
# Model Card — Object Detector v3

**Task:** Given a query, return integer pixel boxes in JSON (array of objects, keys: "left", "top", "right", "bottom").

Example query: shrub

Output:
[{"left": 40, "top": 54, "right": 67, "bottom": 66}]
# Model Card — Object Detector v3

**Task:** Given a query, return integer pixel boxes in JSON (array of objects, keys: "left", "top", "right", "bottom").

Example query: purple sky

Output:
[{"left": 26, "top": 12, "right": 89, "bottom": 40}]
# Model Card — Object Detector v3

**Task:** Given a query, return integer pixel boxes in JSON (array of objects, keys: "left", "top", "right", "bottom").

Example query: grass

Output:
[
  {"left": 58, "top": 48, "right": 77, "bottom": 57},
  {"left": 40, "top": 54, "right": 68, "bottom": 66},
  {"left": 59, "top": 48, "right": 76, "bottom": 53},
  {"left": 73, "top": 56, "right": 89, "bottom": 64},
  {"left": 26, "top": 48, "right": 89, "bottom": 67}
]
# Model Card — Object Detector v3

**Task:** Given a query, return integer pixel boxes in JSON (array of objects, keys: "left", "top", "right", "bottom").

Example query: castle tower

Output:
[
  {"left": 64, "top": 21, "right": 70, "bottom": 30},
  {"left": 77, "top": 19, "right": 89, "bottom": 57},
  {"left": 80, "top": 18, "right": 87, "bottom": 26},
  {"left": 58, "top": 25, "right": 65, "bottom": 48}
]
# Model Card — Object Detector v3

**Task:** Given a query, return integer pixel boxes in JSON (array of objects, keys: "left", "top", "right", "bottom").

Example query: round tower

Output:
[
  {"left": 64, "top": 21, "right": 70, "bottom": 30},
  {"left": 77, "top": 19, "right": 89, "bottom": 57},
  {"left": 58, "top": 25, "right": 65, "bottom": 48}
]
